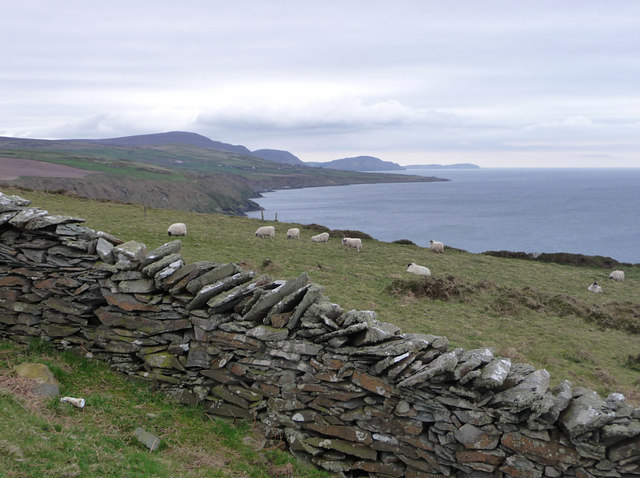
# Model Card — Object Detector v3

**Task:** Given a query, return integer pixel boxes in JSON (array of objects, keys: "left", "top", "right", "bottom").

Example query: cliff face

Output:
[{"left": 1, "top": 191, "right": 638, "bottom": 477}]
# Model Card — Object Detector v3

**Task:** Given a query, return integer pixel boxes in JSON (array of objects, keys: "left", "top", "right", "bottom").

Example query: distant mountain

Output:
[
  {"left": 307, "top": 155, "right": 404, "bottom": 171},
  {"left": 251, "top": 149, "right": 304, "bottom": 165},
  {"left": 74, "top": 131, "right": 254, "bottom": 156},
  {"left": 405, "top": 163, "right": 480, "bottom": 169}
]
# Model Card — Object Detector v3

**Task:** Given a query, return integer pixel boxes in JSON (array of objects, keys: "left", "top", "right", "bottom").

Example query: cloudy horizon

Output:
[{"left": 2, "top": 1, "right": 639, "bottom": 167}]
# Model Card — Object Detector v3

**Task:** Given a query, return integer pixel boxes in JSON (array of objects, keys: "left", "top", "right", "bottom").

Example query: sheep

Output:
[
  {"left": 342, "top": 237, "right": 362, "bottom": 252},
  {"left": 609, "top": 270, "right": 625, "bottom": 281},
  {"left": 311, "top": 232, "right": 330, "bottom": 243},
  {"left": 255, "top": 225, "right": 275, "bottom": 238},
  {"left": 167, "top": 223, "right": 187, "bottom": 236},
  {"left": 430, "top": 240, "right": 444, "bottom": 253},
  {"left": 286, "top": 228, "right": 300, "bottom": 240},
  {"left": 407, "top": 262, "right": 431, "bottom": 277},
  {"left": 587, "top": 282, "right": 603, "bottom": 293}
]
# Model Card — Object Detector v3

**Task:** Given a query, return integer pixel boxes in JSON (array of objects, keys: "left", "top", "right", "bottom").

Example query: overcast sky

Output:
[{"left": 1, "top": 1, "right": 639, "bottom": 167}]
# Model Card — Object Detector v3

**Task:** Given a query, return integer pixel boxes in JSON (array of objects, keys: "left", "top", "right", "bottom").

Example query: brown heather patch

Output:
[
  {"left": 0, "top": 372, "right": 52, "bottom": 413},
  {"left": 499, "top": 347, "right": 526, "bottom": 362},
  {"left": 166, "top": 445, "right": 234, "bottom": 474},
  {"left": 386, "top": 275, "right": 489, "bottom": 302},
  {"left": 387, "top": 275, "right": 640, "bottom": 336}
]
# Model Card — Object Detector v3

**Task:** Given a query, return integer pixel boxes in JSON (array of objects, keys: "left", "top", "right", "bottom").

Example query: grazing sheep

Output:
[
  {"left": 430, "top": 240, "right": 444, "bottom": 253},
  {"left": 609, "top": 270, "right": 625, "bottom": 281},
  {"left": 255, "top": 225, "right": 275, "bottom": 238},
  {"left": 342, "top": 237, "right": 362, "bottom": 252},
  {"left": 311, "top": 232, "right": 330, "bottom": 243},
  {"left": 286, "top": 228, "right": 300, "bottom": 240},
  {"left": 406, "top": 262, "right": 431, "bottom": 277},
  {"left": 167, "top": 223, "right": 187, "bottom": 236},
  {"left": 587, "top": 282, "right": 603, "bottom": 293}
]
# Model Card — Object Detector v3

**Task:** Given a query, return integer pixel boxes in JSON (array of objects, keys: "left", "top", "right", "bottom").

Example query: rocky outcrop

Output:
[{"left": 0, "top": 191, "right": 638, "bottom": 477}]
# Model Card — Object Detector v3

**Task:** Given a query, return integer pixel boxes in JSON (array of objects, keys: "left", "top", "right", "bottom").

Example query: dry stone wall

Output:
[{"left": 1, "top": 191, "right": 639, "bottom": 478}]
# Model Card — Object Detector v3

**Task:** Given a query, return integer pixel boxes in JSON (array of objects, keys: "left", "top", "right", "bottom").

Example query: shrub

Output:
[
  {"left": 304, "top": 223, "right": 330, "bottom": 232},
  {"left": 625, "top": 353, "right": 640, "bottom": 371},
  {"left": 483, "top": 250, "right": 634, "bottom": 268},
  {"left": 392, "top": 239, "right": 417, "bottom": 246},
  {"left": 330, "top": 229, "right": 373, "bottom": 240},
  {"left": 386, "top": 275, "right": 481, "bottom": 302}
]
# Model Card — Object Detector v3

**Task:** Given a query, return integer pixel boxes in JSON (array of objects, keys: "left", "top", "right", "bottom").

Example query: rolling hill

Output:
[
  {"left": 0, "top": 133, "right": 444, "bottom": 214},
  {"left": 305, "top": 155, "right": 404, "bottom": 171}
]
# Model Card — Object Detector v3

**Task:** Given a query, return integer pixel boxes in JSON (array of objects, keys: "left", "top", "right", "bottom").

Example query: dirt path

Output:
[{"left": 0, "top": 157, "right": 96, "bottom": 180}]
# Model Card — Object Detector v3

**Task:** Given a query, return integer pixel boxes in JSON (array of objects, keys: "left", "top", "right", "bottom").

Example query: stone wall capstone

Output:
[{"left": 1, "top": 191, "right": 638, "bottom": 478}]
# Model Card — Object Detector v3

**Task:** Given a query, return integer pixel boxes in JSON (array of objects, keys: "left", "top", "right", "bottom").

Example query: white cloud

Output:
[{"left": 1, "top": 0, "right": 640, "bottom": 166}]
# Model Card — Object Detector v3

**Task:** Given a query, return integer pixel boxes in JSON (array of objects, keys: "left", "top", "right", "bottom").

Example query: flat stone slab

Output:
[{"left": 15, "top": 362, "right": 60, "bottom": 396}]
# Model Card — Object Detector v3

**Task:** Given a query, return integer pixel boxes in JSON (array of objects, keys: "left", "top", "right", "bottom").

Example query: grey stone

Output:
[
  {"left": 141, "top": 240, "right": 182, "bottom": 267},
  {"left": 560, "top": 390, "right": 616, "bottom": 438},
  {"left": 286, "top": 284, "right": 325, "bottom": 330},
  {"left": 0, "top": 211, "right": 18, "bottom": 225},
  {"left": 397, "top": 351, "right": 459, "bottom": 387},
  {"left": 246, "top": 325, "right": 289, "bottom": 341},
  {"left": 0, "top": 192, "right": 31, "bottom": 210},
  {"left": 9, "top": 208, "right": 49, "bottom": 227},
  {"left": 499, "top": 455, "right": 542, "bottom": 478},
  {"left": 351, "top": 316, "right": 401, "bottom": 346},
  {"left": 15, "top": 362, "right": 60, "bottom": 396},
  {"left": 109, "top": 244, "right": 142, "bottom": 271},
  {"left": 96, "top": 237, "right": 115, "bottom": 263},
  {"left": 118, "top": 278, "right": 156, "bottom": 294},
  {"left": 186, "top": 262, "right": 240, "bottom": 294},
  {"left": 454, "top": 347, "right": 494, "bottom": 380},
  {"left": 474, "top": 357, "right": 511, "bottom": 389},
  {"left": 244, "top": 272, "right": 308, "bottom": 322},
  {"left": 491, "top": 368, "right": 550, "bottom": 411},
  {"left": 142, "top": 253, "right": 183, "bottom": 278},
  {"left": 134, "top": 427, "right": 161, "bottom": 451},
  {"left": 206, "top": 274, "right": 271, "bottom": 314},
  {"left": 454, "top": 423, "right": 501, "bottom": 450},
  {"left": 24, "top": 214, "right": 85, "bottom": 230},
  {"left": 153, "top": 259, "right": 185, "bottom": 288},
  {"left": 187, "top": 271, "right": 254, "bottom": 310}
]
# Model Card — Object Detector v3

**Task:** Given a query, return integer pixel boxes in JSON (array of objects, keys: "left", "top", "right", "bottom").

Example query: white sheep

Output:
[
  {"left": 342, "top": 237, "right": 362, "bottom": 252},
  {"left": 167, "top": 223, "right": 187, "bottom": 236},
  {"left": 286, "top": 228, "right": 300, "bottom": 240},
  {"left": 310, "top": 232, "right": 329, "bottom": 243},
  {"left": 407, "top": 262, "right": 431, "bottom": 276},
  {"left": 255, "top": 225, "right": 275, "bottom": 238},
  {"left": 587, "top": 282, "right": 603, "bottom": 293},
  {"left": 609, "top": 270, "right": 625, "bottom": 281},
  {"left": 430, "top": 240, "right": 444, "bottom": 253}
]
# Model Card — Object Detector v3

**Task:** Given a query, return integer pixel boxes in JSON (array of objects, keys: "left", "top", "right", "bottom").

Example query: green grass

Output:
[
  {"left": 0, "top": 339, "right": 328, "bottom": 478},
  {"left": 1, "top": 186, "right": 639, "bottom": 475},
  {"left": 0, "top": 149, "right": 188, "bottom": 182},
  {"left": 3, "top": 186, "right": 639, "bottom": 402}
]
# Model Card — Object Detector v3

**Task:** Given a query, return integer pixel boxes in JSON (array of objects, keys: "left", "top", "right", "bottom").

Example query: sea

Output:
[{"left": 247, "top": 168, "right": 640, "bottom": 264}]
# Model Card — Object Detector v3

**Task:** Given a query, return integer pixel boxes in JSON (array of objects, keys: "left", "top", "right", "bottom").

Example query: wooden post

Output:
[{"left": 261, "top": 210, "right": 264, "bottom": 221}]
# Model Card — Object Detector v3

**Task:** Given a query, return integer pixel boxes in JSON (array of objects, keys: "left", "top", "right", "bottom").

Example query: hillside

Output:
[
  {"left": 306, "top": 155, "right": 404, "bottom": 171},
  {"left": 73, "top": 130, "right": 254, "bottom": 155},
  {"left": 2, "top": 186, "right": 638, "bottom": 403},
  {"left": 0, "top": 187, "right": 638, "bottom": 476},
  {"left": 251, "top": 148, "right": 304, "bottom": 165},
  {"left": 0, "top": 134, "right": 443, "bottom": 214}
]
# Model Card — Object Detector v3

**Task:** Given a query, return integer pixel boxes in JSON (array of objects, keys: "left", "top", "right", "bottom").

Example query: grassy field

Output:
[
  {"left": 0, "top": 340, "right": 328, "bottom": 478},
  {"left": 1, "top": 186, "right": 639, "bottom": 476}
]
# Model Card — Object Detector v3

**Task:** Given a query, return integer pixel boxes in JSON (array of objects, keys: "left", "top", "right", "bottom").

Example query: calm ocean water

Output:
[{"left": 247, "top": 168, "right": 640, "bottom": 264}]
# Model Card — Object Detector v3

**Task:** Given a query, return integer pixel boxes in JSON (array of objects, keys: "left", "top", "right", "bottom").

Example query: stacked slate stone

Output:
[
  {"left": 0, "top": 193, "right": 116, "bottom": 349},
  {"left": 0, "top": 191, "right": 639, "bottom": 478}
]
